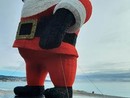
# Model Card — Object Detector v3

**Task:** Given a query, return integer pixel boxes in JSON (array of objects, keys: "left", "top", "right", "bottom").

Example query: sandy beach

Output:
[{"left": 0, "top": 90, "right": 127, "bottom": 98}]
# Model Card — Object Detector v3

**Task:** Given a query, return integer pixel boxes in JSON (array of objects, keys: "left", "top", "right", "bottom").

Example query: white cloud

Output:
[
  {"left": 0, "top": 0, "right": 24, "bottom": 74},
  {"left": 76, "top": 0, "right": 130, "bottom": 74}
]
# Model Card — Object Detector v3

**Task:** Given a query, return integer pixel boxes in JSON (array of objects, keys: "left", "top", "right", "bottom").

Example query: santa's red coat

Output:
[{"left": 13, "top": 0, "right": 92, "bottom": 56}]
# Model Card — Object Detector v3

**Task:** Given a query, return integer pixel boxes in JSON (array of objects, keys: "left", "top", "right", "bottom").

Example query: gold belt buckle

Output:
[{"left": 16, "top": 19, "right": 38, "bottom": 39}]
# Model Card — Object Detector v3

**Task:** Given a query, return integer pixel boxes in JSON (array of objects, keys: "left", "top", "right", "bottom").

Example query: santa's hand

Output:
[{"left": 39, "top": 8, "right": 75, "bottom": 49}]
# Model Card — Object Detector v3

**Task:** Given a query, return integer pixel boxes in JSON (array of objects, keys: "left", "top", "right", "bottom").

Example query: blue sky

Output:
[{"left": 0, "top": 0, "right": 130, "bottom": 76}]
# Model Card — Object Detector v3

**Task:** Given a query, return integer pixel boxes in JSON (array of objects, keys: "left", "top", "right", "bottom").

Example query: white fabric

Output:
[
  {"left": 21, "top": 0, "right": 87, "bottom": 33},
  {"left": 21, "top": 0, "right": 60, "bottom": 17},
  {"left": 54, "top": 0, "right": 86, "bottom": 33}
]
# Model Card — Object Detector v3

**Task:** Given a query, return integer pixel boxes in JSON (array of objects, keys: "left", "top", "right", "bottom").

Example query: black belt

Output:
[{"left": 16, "top": 16, "right": 77, "bottom": 46}]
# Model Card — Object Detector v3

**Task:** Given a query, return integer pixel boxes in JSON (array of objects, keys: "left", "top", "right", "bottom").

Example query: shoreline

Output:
[
  {"left": 74, "top": 90, "right": 126, "bottom": 98},
  {"left": 0, "top": 89, "right": 127, "bottom": 98}
]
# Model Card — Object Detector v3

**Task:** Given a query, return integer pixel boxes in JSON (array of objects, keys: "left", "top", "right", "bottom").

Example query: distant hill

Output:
[
  {"left": 76, "top": 72, "right": 130, "bottom": 82},
  {"left": 0, "top": 75, "right": 26, "bottom": 82},
  {"left": 0, "top": 72, "right": 130, "bottom": 82},
  {"left": 0, "top": 75, "right": 51, "bottom": 82}
]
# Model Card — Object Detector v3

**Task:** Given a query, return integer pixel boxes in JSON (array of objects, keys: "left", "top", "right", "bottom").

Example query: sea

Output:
[{"left": 0, "top": 80, "right": 130, "bottom": 98}]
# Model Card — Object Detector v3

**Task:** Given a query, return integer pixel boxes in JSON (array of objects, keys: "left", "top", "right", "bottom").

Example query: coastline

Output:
[
  {"left": 0, "top": 75, "right": 130, "bottom": 98},
  {"left": 0, "top": 89, "right": 127, "bottom": 98},
  {"left": 74, "top": 90, "right": 126, "bottom": 98}
]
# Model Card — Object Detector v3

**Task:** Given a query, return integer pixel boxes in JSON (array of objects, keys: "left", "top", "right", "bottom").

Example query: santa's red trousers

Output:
[{"left": 18, "top": 48, "right": 77, "bottom": 87}]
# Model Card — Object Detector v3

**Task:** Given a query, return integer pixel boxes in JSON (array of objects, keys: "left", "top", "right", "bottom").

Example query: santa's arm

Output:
[
  {"left": 39, "top": 0, "right": 92, "bottom": 49},
  {"left": 54, "top": 0, "right": 92, "bottom": 33}
]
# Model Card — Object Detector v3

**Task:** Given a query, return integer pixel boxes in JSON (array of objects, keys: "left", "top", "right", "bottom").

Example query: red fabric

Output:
[
  {"left": 18, "top": 48, "right": 77, "bottom": 87},
  {"left": 13, "top": 0, "right": 92, "bottom": 56},
  {"left": 13, "top": 5, "right": 79, "bottom": 57},
  {"left": 13, "top": 0, "right": 92, "bottom": 88},
  {"left": 13, "top": 37, "right": 78, "bottom": 56},
  {"left": 80, "top": 0, "right": 93, "bottom": 22}
]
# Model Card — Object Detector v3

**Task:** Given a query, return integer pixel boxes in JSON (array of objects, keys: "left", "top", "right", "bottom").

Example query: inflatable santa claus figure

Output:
[{"left": 13, "top": 0, "right": 92, "bottom": 98}]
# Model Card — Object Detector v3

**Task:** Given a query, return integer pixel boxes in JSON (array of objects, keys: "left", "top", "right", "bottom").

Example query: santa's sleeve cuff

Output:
[{"left": 53, "top": 0, "right": 87, "bottom": 33}]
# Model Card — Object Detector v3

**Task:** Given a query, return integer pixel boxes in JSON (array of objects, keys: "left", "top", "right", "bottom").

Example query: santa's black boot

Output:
[
  {"left": 44, "top": 87, "right": 73, "bottom": 98},
  {"left": 14, "top": 85, "right": 45, "bottom": 98}
]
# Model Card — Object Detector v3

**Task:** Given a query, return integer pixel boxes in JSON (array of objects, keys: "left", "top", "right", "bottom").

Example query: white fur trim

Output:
[
  {"left": 21, "top": 0, "right": 60, "bottom": 17},
  {"left": 54, "top": 0, "right": 86, "bottom": 33}
]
